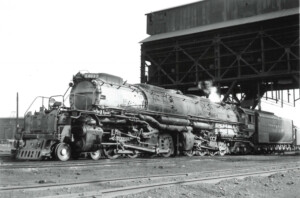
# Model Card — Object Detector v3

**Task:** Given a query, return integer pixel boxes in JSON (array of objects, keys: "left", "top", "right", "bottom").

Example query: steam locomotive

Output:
[{"left": 12, "top": 72, "right": 300, "bottom": 161}]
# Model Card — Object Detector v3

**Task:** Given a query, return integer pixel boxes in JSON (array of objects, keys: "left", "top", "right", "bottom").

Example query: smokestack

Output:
[
  {"left": 199, "top": 81, "right": 221, "bottom": 102},
  {"left": 188, "top": 80, "right": 221, "bottom": 102},
  {"left": 209, "top": 87, "right": 221, "bottom": 103}
]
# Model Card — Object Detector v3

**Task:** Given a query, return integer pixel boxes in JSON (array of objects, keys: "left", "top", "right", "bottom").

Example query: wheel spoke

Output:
[{"left": 159, "top": 134, "right": 174, "bottom": 158}]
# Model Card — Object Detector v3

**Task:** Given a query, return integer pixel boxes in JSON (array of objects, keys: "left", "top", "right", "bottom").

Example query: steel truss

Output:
[{"left": 141, "top": 15, "right": 299, "bottom": 109}]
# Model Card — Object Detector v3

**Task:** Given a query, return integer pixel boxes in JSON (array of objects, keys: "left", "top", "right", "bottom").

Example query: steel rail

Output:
[
  {"left": 0, "top": 155, "right": 207, "bottom": 169},
  {"left": 1, "top": 155, "right": 299, "bottom": 170},
  {"left": 35, "top": 166, "right": 300, "bottom": 198},
  {"left": 0, "top": 158, "right": 172, "bottom": 170},
  {"left": 96, "top": 167, "right": 300, "bottom": 198}
]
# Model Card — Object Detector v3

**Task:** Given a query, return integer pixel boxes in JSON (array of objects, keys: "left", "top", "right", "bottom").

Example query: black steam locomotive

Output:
[{"left": 12, "top": 72, "right": 300, "bottom": 161}]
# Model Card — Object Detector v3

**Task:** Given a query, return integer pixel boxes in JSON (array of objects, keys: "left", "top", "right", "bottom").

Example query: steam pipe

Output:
[
  {"left": 192, "top": 122, "right": 213, "bottom": 130},
  {"left": 158, "top": 116, "right": 190, "bottom": 125},
  {"left": 138, "top": 114, "right": 192, "bottom": 132},
  {"left": 139, "top": 114, "right": 212, "bottom": 131}
]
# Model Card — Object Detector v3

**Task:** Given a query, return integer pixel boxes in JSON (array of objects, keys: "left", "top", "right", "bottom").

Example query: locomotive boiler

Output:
[{"left": 12, "top": 72, "right": 300, "bottom": 161}]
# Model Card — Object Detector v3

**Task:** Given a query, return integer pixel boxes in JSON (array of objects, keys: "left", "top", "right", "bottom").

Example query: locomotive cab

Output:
[
  {"left": 239, "top": 108, "right": 255, "bottom": 137},
  {"left": 294, "top": 126, "right": 300, "bottom": 147}
]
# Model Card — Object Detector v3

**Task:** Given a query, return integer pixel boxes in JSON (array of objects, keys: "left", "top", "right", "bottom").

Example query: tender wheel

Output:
[
  {"left": 183, "top": 150, "right": 195, "bottom": 157},
  {"left": 159, "top": 134, "right": 174, "bottom": 158},
  {"left": 90, "top": 150, "right": 101, "bottom": 160},
  {"left": 127, "top": 150, "right": 139, "bottom": 159},
  {"left": 55, "top": 143, "right": 71, "bottom": 161},
  {"left": 103, "top": 146, "right": 120, "bottom": 159}
]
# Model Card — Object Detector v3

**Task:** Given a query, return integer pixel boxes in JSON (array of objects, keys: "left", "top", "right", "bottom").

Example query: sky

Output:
[{"left": 0, "top": 0, "right": 299, "bottom": 125}]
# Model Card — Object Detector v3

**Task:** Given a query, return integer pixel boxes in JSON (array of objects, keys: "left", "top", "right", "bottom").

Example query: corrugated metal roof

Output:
[
  {"left": 141, "top": 8, "right": 299, "bottom": 43},
  {"left": 145, "top": 0, "right": 202, "bottom": 15},
  {"left": 0, "top": 117, "right": 24, "bottom": 120}
]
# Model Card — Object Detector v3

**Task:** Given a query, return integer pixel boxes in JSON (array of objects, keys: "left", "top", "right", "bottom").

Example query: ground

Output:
[
  {"left": 0, "top": 144, "right": 299, "bottom": 198},
  {"left": 118, "top": 169, "right": 300, "bottom": 198}
]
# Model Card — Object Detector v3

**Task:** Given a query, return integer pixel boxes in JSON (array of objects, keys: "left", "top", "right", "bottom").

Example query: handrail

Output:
[
  {"left": 64, "top": 94, "right": 70, "bottom": 106},
  {"left": 63, "top": 86, "right": 71, "bottom": 102},
  {"left": 24, "top": 96, "right": 49, "bottom": 117}
]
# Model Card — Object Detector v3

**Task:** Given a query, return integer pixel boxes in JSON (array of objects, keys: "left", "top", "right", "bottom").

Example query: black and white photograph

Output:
[{"left": 0, "top": 0, "right": 299, "bottom": 197}]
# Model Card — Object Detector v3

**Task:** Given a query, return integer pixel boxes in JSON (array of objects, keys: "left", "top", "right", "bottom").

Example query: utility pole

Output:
[{"left": 16, "top": 92, "right": 19, "bottom": 136}]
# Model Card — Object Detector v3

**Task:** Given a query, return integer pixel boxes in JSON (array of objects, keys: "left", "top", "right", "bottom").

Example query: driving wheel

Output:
[
  {"left": 183, "top": 150, "right": 195, "bottom": 157},
  {"left": 159, "top": 134, "right": 174, "bottom": 158},
  {"left": 198, "top": 149, "right": 207, "bottom": 156},
  {"left": 219, "top": 149, "right": 226, "bottom": 156},
  {"left": 127, "top": 150, "right": 139, "bottom": 159},
  {"left": 103, "top": 146, "right": 120, "bottom": 159}
]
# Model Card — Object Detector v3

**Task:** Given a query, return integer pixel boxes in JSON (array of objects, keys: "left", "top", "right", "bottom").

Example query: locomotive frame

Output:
[{"left": 12, "top": 72, "right": 300, "bottom": 161}]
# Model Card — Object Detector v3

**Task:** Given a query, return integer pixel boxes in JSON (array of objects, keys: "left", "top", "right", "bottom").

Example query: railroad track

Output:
[
  {"left": 87, "top": 167, "right": 300, "bottom": 198},
  {"left": 0, "top": 154, "right": 232, "bottom": 170},
  {"left": 0, "top": 162, "right": 299, "bottom": 198},
  {"left": 0, "top": 156, "right": 188, "bottom": 170},
  {"left": 1, "top": 154, "right": 298, "bottom": 170}
]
